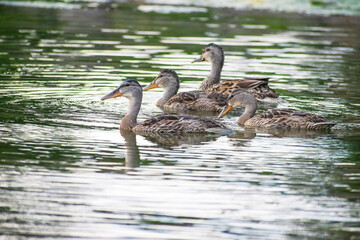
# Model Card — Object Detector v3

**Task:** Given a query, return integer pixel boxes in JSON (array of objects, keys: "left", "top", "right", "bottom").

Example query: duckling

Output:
[
  {"left": 218, "top": 89, "right": 335, "bottom": 129},
  {"left": 101, "top": 79, "right": 227, "bottom": 133},
  {"left": 193, "top": 43, "right": 279, "bottom": 100},
  {"left": 143, "top": 69, "right": 227, "bottom": 112}
]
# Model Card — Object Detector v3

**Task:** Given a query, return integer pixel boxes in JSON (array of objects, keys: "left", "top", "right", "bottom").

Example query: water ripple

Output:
[{"left": 1, "top": 2, "right": 360, "bottom": 239}]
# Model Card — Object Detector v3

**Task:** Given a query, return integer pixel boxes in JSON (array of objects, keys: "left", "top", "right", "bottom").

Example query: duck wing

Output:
[
  {"left": 207, "top": 78, "right": 278, "bottom": 99},
  {"left": 133, "top": 113, "right": 225, "bottom": 133},
  {"left": 246, "top": 108, "right": 335, "bottom": 129},
  {"left": 164, "top": 91, "right": 227, "bottom": 112}
]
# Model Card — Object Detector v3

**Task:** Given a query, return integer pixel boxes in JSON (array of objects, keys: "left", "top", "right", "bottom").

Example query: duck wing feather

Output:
[
  {"left": 246, "top": 108, "right": 334, "bottom": 129},
  {"left": 164, "top": 91, "right": 227, "bottom": 112},
  {"left": 207, "top": 78, "right": 278, "bottom": 99},
  {"left": 133, "top": 113, "right": 225, "bottom": 133}
]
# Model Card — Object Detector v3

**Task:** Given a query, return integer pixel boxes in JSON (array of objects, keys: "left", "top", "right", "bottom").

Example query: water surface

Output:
[{"left": 0, "top": 2, "right": 360, "bottom": 239}]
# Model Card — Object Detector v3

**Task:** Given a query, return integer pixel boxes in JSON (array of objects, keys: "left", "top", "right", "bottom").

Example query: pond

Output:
[{"left": 0, "top": 1, "right": 359, "bottom": 239}]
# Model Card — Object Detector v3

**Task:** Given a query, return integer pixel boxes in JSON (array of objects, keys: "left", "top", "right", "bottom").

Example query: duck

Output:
[
  {"left": 143, "top": 69, "right": 227, "bottom": 112},
  {"left": 192, "top": 43, "right": 279, "bottom": 100},
  {"left": 217, "top": 88, "right": 335, "bottom": 129},
  {"left": 101, "top": 79, "right": 227, "bottom": 133}
]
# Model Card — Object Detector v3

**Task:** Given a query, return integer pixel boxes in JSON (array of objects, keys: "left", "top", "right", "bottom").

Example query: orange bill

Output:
[
  {"left": 101, "top": 88, "right": 122, "bottom": 101},
  {"left": 217, "top": 105, "right": 234, "bottom": 119},
  {"left": 143, "top": 82, "right": 159, "bottom": 91}
]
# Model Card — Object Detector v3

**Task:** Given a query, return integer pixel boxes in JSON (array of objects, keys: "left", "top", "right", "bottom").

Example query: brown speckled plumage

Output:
[
  {"left": 143, "top": 69, "right": 228, "bottom": 112},
  {"left": 133, "top": 112, "right": 225, "bottom": 134},
  {"left": 245, "top": 108, "right": 334, "bottom": 129},
  {"left": 165, "top": 90, "right": 227, "bottom": 112},
  {"left": 218, "top": 88, "right": 335, "bottom": 130},
  {"left": 205, "top": 78, "right": 278, "bottom": 99},
  {"left": 194, "top": 43, "right": 279, "bottom": 100},
  {"left": 102, "top": 79, "right": 227, "bottom": 133}
]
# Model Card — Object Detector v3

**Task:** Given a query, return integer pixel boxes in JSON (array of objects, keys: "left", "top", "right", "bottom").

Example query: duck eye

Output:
[{"left": 206, "top": 48, "right": 210, "bottom": 52}]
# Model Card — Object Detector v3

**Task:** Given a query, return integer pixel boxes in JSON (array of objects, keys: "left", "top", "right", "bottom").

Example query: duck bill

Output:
[
  {"left": 101, "top": 88, "right": 122, "bottom": 101},
  {"left": 192, "top": 55, "right": 204, "bottom": 63},
  {"left": 218, "top": 105, "right": 234, "bottom": 119},
  {"left": 143, "top": 82, "right": 159, "bottom": 91}
]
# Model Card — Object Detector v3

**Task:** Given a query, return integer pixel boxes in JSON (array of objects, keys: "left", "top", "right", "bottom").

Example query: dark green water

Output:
[{"left": 0, "top": 1, "right": 360, "bottom": 239}]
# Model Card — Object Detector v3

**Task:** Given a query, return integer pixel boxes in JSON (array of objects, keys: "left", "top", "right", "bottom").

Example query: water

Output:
[{"left": 1, "top": 1, "right": 360, "bottom": 239}]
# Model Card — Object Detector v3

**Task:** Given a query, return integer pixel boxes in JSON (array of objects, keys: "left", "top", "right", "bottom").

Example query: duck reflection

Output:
[
  {"left": 120, "top": 128, "right": 236, "bottom": 172},
  {"left": 230, "top": 128, "right": 257, "bottom": 139},
  {"left": 230, "top": 126, "right": 333, "bottom": 139},
  {"left": 141, "top": 131, "right": 233, "bottom": 149},
  {"left": 260, "top": 127, "right": 334, "bottom": 138},
  {"left": 120, "top": 129, "right": 140, "bottom": 169},
  {"left": 120, "top": 123, "right": 331, "bottom": 173}
]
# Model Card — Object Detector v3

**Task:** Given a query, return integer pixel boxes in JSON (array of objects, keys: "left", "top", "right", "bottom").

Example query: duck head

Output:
[
  {"left": 143, "top": 69, "right": 179, "bottom": 92},
  {"left": 218, "top": 89, "right": 257, "bottom": 119},
  {"left": 192, "top": 43, "right": 224, "bottom": 63},
  {"left": 101, "top": 79, "right": 142, "bottom": 101}
]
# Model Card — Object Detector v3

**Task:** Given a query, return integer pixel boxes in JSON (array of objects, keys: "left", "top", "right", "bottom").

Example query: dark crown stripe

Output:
[
  {"left": 120, "top": 79, "right": 141, "bottom": 88},
  {"left": 206, "top": 43, "right": 223, "bottom": 50}
]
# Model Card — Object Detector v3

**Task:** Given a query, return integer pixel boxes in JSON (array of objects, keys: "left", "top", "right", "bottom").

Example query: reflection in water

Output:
[
  {"left": 142, "top": 131, "right": 235, "bottom": 148},
  {"left": 228, "top": 126, "right": 332, "bottom": 139},
  {"left": 121, "top": 129, "right": 140, "bottom": 169},
  {"left": 260, "top": 126, "right": 334, "bottom": 138}
]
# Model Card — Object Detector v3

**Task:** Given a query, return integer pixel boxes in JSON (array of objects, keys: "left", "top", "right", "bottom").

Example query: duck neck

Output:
[
  {"left": 120, "top": 95, "right": 142, "bottom": 131},
  {"left": 157, "top": 85, "right": 178, "bottom": 107},
  {"left": 238, "top": 103, "right": 257, "bottom": 125},
  {"left": 200, "top": 56, "right": 224, "bottom": 91}
]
